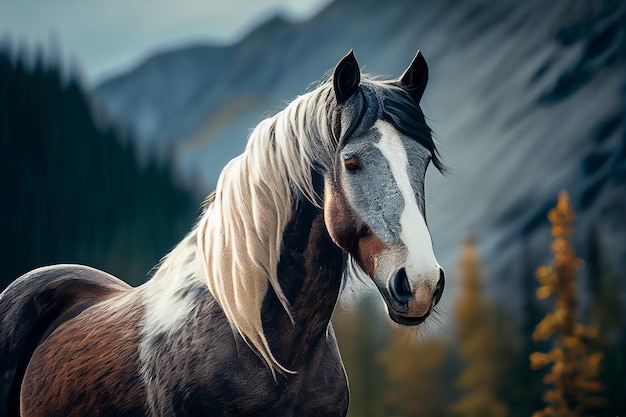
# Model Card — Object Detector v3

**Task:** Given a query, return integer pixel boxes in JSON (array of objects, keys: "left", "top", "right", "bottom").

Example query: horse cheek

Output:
[
  {"left": 323, "top": 184, "right": 360, "bottom": 254},
  {"left": 356, "top": 233, "right": 387, "bottom": 277}
]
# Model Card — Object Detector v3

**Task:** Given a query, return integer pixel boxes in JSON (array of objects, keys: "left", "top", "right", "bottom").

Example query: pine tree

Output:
[
  {"left": 530, "top": 191, "right": 604, "bottom": 417},
  {"left": 586, "top": 226, "right": 625, "bottom": 416},
  {"left": 0, "top": 43, "right": 198, "bottom": 290},
  {"left": 451, "top": 236, "right": 512, "bottom": 417}
]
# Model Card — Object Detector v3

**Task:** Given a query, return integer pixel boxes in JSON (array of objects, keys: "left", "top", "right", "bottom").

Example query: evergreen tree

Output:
[
  {"left": 0, "top": 42, "right": 198, "bottom": 290},
  {"left": 450, "top": 235, "right": 513, "bottom": 417},
  {"left": 530, "top": 191, "right": 604, "bottom": 417},
  {"left": 586, "top": 226, "right": 625, "bottom": 416}
]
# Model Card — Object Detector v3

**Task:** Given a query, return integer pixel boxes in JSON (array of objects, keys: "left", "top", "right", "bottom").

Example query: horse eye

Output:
[{"left": 343, "top": 155, "right": 360, "bottom": 171}]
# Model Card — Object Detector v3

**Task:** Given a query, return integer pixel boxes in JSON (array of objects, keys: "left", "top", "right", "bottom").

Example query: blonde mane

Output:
[
  {"left": 148, "top": 74, "right": 443, "bottom": 375},
  {"left": 196, "top": 82, "right": 340, "bottom": 374}
]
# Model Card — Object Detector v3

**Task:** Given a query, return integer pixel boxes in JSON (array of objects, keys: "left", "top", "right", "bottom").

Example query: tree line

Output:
[{"left": 0, "top": 42, "right": 199, "bottom": 290}]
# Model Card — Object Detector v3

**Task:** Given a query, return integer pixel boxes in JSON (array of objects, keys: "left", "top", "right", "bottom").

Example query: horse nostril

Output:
[
  {"left": 390, "top": 268, "right": 412, "bottom": 303},
  {"left": 432, "top": 268, "right": 445, "bottom": 305}
]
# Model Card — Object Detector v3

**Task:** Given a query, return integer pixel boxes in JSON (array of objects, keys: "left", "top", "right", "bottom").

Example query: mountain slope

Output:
[{"left": 94, "top": 0, "right": 626, "bottom": 316}]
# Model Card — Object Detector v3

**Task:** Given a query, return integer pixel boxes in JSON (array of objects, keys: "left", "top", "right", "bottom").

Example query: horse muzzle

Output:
[{"left": 380, "top": 265, "right": 445, "bottom": 326}]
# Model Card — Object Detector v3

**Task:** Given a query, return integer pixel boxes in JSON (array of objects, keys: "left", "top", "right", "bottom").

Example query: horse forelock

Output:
[{"left": 378, "top": 81, "right": 446, "bottom": 173}]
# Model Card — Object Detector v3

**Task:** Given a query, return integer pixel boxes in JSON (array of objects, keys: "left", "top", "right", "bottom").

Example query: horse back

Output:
[{"left": 0, "top": 264, "right": 132, "bottom": 417}]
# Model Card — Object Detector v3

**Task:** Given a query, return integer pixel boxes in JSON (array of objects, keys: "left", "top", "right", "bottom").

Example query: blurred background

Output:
[{"left": 1, "top": 0, "right": 624, "bottom": 415}]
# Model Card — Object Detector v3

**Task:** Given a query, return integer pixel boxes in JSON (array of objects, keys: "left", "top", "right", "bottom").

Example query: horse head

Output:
[{"left": 323, "top": 51, "right": 445, "bottom": 325}]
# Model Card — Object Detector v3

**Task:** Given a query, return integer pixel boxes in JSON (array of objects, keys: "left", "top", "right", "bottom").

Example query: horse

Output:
[{"left": 0, "top": 50, "right": 446, "bottom": 417}]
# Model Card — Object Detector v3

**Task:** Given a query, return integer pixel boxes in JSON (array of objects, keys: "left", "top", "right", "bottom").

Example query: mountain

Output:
[{"left": 93, "top": 0, "right": 626, "bottom": 318}]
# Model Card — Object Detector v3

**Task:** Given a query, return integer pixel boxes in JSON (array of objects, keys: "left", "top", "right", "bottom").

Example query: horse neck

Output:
[{"left": 262, "top": 196, "right": 345, "bottom": 370}]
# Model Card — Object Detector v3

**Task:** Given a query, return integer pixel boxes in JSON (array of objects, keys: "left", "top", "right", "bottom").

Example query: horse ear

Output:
[
  {"left": 333, "top": 50, "right": 361, "bottom": 104},
  {"left": 399, "top": 50, "right": 428, "bottom": 103}
]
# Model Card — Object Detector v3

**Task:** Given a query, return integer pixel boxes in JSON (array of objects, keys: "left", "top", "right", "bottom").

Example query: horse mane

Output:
[
  {"left": 195, "top": 81, "right": 337, "bottom": 375},
  {"left": 178, "top": 76, "right": 443, "bottom": 375}
]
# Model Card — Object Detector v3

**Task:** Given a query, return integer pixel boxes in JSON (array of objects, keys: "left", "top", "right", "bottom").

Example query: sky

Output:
[{"left": 0, "top": 0, "right": 331, "bottom": 85}]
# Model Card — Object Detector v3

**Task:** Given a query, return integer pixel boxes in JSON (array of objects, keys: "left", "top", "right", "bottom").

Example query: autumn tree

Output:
[
  {"left": 333, "top": 297, "right": 388, "bottom": 417},
  {"left": 530, "top": 191, "right": 603, "bottom": 417},
  {"left": 451, "top": 236, "right": 514, "bottom": 417},
  {"left": 378, "top": 330, "right": 450, "bottom": 417}
]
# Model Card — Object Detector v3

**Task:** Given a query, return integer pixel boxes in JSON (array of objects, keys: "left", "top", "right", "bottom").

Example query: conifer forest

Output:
[{"left": 0, "top": 45, "right": 199, "bottom": 288}]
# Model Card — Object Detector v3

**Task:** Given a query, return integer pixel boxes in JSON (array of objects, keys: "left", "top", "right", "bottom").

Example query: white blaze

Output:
[{"left": 374, "top": 120, "right": 440, "bottom": 283}]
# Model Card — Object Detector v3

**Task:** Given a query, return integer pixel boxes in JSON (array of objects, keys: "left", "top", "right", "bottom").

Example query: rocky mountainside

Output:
[{"left": 94, "top": 0, "right": 626, "bottom": 318}]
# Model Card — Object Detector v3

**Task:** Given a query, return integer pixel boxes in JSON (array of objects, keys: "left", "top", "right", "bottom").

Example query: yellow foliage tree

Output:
[
  {"left": 378, "top": 330, "right": 449, "bottom": 417},
  {"left": 530, "top": 191, "right": 604, "bottom": 417},
  {"left": 333, "top": 298, "right": 387, "bottom": 417},
  {"left": 451, "top": 235, "right": 513, "bottom": 417}
]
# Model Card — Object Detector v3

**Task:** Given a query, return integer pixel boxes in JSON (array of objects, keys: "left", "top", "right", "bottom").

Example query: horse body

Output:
[
  {"left": 13, "top": 204, "right": 348, "bottom": 417},
  {"left": 1, "top": 50, "right": 444, "bottom": 417},
  {"left": 19, "top": 281, "right": 146, "bottom": 417},
  {"left": 19, "top": 289, "right": 346, "bottom": 417}
]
